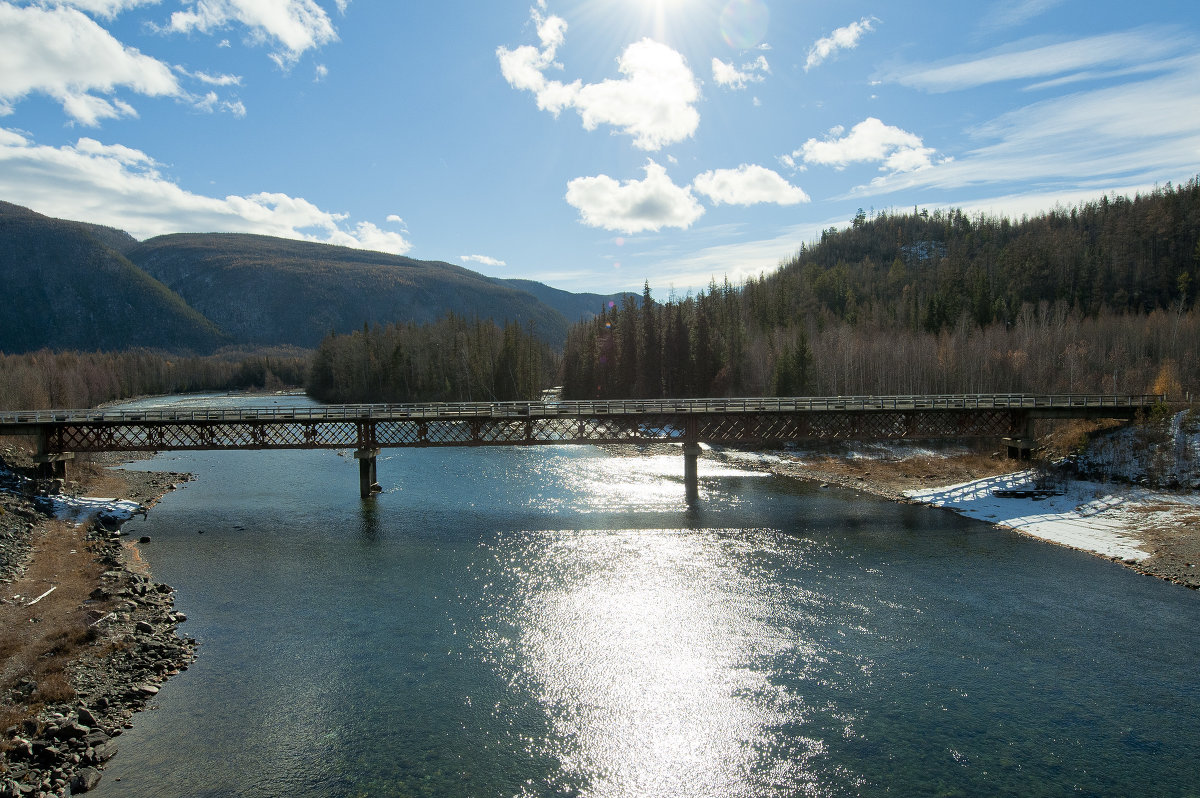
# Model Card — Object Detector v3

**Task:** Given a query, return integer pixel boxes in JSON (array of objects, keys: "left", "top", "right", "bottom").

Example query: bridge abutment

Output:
[{"left": 355, "top": 448, "right": 381, "bottom": 498}]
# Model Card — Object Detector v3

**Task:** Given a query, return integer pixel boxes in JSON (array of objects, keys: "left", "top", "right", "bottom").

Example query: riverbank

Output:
[
  {"left": 710, "top": 443, "right": 1200, "bottom": 591},
  {"left": 0, "top": 448, "right": 194, "bottom": 797}
]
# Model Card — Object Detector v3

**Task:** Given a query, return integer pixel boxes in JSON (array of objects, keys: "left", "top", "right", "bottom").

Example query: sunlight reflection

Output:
[{"left": 500, "top": 528, "right": 837, "bottom": 797}]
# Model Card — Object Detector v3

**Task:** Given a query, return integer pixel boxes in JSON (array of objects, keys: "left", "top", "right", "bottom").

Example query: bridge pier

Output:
[
  {"left": 355, "top": 448, "right": 381, "bottom": 498},
  {"left": 683, "top": 442, "right": 701, "bottom": 504}
]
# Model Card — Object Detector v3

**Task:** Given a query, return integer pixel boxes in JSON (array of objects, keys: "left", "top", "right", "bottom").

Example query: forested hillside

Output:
[
  {"left": 0, "top": 203, "right": 229, "bottom": 353},
  {"left": 126, "top": 234, "right": 570, "bottom": 348},
  {"left": 307, "top": 315, "right": 557, "bottom": 403},
  {"left": 562, "top": 181, "right": 1200, "bottom": 400}
]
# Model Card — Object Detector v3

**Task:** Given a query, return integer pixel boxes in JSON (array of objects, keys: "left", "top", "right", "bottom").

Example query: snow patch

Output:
[
  {"left": 48, "top": 495, "right": 145, "bottom": 527},
  {"left": 906, "top": 473, "right": 1153, "bottom": 562}
]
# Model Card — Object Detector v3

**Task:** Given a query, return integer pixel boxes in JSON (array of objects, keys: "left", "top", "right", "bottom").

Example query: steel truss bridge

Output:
[{"left": 0, "top": 394, "right": 1159, "bottom": 499}]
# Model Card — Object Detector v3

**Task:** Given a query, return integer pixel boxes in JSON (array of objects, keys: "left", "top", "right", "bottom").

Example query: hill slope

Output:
[
  {"left": 0, "top": 203, "right": 228, "bottom": 353},
  {"left": 126, "top": 234, "right": 572, "bottom": 348}
]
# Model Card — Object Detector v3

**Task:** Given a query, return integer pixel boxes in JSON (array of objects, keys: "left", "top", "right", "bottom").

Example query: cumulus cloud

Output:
[
  {"left": 168, "top": 0, "right": 339, "bottom": 67},
  {"left": 790, "top": 117, "right": 938, "bottom": 173},
  {"left": 805, "top": 16, "right": 878, "bottom": 71},
  {"left": 565, "top": 161, "right": 703, "bottom": 234},
  {"left": 712, "top": 55, "right": 769, "bottom": 90},
  {"left": 460, "top": 254, "right": 506, "bottom": 267},
  {"left": 498, "top": 8, "right": 699, "bottom": 151},
  {"left": 0, "top": 3, "right": 180, "bottom": 125},
  {"left": 692, "top": 164, "right": 809, "bottom": 206},
  {"left": 0, "top": 128, "right": 412, "bottom": 254}
]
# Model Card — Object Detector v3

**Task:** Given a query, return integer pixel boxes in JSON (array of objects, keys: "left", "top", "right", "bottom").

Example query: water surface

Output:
[{"left": 91, "top": 394, "right": 1199, "bottom": 797}]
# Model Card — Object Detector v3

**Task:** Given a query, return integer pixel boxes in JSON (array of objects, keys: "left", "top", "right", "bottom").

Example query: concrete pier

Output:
[
  {"left": 683, "top": 442, "right": 701, "bottom": 504},
  {"left": 355, "top": 448, "right": 381, "bottom": 498}
]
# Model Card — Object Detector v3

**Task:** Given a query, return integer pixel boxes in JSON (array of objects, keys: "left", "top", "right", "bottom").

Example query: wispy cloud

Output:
[
  {"left": 498, "top": 6, "right": 699, "bottom": 151},
  {"left": 890, "top": 28, "right": 1192, "bottom": 92},
  {"left": 805, "top": 16, "right": 878, "bottom": 72},
  {"left": 851, "top": 55, "right": 1200, "bottom": 198},
  {"left": 980, "top": 0, "right": 1068, "bottom": 32}
]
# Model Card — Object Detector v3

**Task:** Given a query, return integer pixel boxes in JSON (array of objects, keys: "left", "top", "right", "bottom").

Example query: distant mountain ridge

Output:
[{"left": 0, "top": 202, "right": 630, "bottom": 354}]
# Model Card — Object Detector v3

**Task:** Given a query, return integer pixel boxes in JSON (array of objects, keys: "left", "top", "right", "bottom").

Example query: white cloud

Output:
[
  {"left": 856, "top": 56, "right": 1200, "bottom": 198},
  {"left": 793, "top": 118, "right": 938, "bottom": 173},
  {"left": 565, "top": 160, "right": 704, "bottom": 234},
  {"left": 981, "top": 0, "right": 1067, "bottom": 31},
  {"left": 498, "top": 9, "right": 699, "bottom": 151},
  {"left": 460, "top": 254, "right": 506, "bottom": 267},
  {"left": 0, "top": 128, "right": 412, "bottom": 254},
  {"left": 692, "top": 164, "right": 809, "bottom": 206},
  {"left": 48, "top": 0, "right": 161, "bottom": 17},
  {"left": 712, "top": 55, "right": 769, "bottom": 90},
  {"left": 168, "top": 0, "right": 339, "bottom": 67},
  {"left": 805, "top": 16, "right": 877, "bottom": 72},
  {"left": 891, "top": 28, "right": 1191, "bottom": 93},
  {"left": 0, "top": 3, "right": 180, "bottom": 125}
]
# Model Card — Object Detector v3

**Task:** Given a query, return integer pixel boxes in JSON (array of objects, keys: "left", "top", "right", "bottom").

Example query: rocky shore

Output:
[{"left": 1, "top": 453, "right": 194, "bottom": 797}]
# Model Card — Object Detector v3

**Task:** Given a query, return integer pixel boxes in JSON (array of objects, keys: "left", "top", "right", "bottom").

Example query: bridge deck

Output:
[{"left": 0, "top": 393, "right": 1160, "bottom": 427}]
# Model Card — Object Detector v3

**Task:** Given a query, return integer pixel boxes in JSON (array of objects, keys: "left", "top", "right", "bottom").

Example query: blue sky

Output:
[{"left": 1, "top": 0, "right": 1197, "bottom": 295}]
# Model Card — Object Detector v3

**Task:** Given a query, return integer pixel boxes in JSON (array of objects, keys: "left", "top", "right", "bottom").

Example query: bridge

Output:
[{"left": 0, "top": 394, "right": 1160, "bottom": 500}]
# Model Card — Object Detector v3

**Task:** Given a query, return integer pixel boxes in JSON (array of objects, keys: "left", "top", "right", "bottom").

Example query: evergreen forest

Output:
[
  {"left": 561, "top": 180, "right": 1200, "bottom": 400},
  {"left": 307, "top": 314, "right": 558, "bottom": 404}
]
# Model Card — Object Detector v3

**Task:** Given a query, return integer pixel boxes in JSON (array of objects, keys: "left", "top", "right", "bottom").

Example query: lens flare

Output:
[{"left": 720, "top": 0, "right": 769, "bottom": 50}]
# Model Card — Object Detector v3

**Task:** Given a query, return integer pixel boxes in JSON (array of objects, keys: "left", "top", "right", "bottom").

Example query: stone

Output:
[
  {"left": 134, "top": 621, "right": 154, "bottom": 634},
  {"left": 90, "top": 740, "right": 118, "bottom": 763},
  {"left": 76, "top": 707, "right": 98, "bottom": 727},
  {"left": 71, "top": 767, "right": 103, "bottom": 793}
]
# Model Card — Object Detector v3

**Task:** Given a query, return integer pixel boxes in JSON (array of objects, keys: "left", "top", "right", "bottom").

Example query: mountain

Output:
[
  {"left": 0, "top": 202, "right": 633, "bottom": 354},
  {"left": 0, "top": 202, "right": 228, "bottom": 353},
  {"left": 125, "top": 233, "right": 571, "bottom": 348},
  {"left": 494, "top": 278, "right": 632, "bottom": 323}
]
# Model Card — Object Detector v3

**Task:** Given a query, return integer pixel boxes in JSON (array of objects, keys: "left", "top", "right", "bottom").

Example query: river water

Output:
[{"left": 91, "top": 394, "right": 1199, "bottom": 797}]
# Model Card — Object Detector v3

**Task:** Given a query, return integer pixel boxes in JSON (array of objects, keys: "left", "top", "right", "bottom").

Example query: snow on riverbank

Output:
[
  {"left": 46, "top": 495, "right": 145, "bottom": 527},
  {"left": 906, "top": 472, "right": 1165, "bottom": 562}
]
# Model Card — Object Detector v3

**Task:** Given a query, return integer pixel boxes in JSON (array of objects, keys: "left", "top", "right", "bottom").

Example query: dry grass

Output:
[{"left": 0, "top": 521, "right": 113, "bottom": 731}]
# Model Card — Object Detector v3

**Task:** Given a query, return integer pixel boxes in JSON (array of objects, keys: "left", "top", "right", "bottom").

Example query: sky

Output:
[{"left": 1, "top": 0, "right": 1198, "bottom": 295}]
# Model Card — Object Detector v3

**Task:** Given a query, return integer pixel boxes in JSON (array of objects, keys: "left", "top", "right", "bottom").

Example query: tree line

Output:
[
  {"left": 307, "top": 314, "right": 558, "bottom": 404},
  {"left": 562, "top": 180, "right": 1199, "bottom": 401},
  {"left": 0, "top": 348, "right": 309, "bottom": 411},
  {"left": 561, "top": 290, "right": 1197, "bottom": 400}
]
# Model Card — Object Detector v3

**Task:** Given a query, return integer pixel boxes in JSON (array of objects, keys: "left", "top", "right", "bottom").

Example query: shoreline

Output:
[
  {"left": 1, "top": 452, "right": 195, "bottom": 797},
  {"left": 706, "top": 444, "right": 1200, "bottom": 591}
]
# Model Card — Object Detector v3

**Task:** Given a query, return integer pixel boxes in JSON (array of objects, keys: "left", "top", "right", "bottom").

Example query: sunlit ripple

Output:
[
  {"left": 481, "top": 527, "right": 857, "bottom": 797},
  {"left": 532, "top": 452, "right": 770, "bottom": 513}
]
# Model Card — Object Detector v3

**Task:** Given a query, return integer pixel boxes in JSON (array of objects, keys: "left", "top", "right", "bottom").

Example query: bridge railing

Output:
[{"left": 0, "top": 393, "right": 1165, "bottom": 426}]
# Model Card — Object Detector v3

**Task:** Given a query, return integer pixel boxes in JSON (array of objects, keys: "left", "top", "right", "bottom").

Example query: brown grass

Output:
[{"left": 0, "top": 521, "right": 113, "bottom": 730}]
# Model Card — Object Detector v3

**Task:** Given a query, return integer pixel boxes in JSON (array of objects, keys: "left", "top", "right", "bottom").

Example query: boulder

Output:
[{"left": 71, "top": 767, "right": 103, "bottom": 793}]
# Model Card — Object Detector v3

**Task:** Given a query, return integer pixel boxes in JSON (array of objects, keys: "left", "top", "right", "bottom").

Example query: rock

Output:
[
  {"left": 76, "top": 707, "right": 98, "bottom": 727},
  {"left": 71, "top": 767, "right": 103, "bottom": 793},
  {"left": 90, "top": 740, "right": 118, "bottom": 763},
  {"left": 134, "top": 620, "right": 154, "bottom": 634}
]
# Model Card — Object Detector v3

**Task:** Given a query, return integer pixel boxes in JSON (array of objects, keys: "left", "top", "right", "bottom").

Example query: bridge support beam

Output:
[
  {"left": 354, "top": 448, "right": 381, "bottom": 498},
  {"left": 34, "top": 452, "right": 73, "bottom": 481},
  {"left": 683, "top": 442, "right": 701, "bottom": 504}
]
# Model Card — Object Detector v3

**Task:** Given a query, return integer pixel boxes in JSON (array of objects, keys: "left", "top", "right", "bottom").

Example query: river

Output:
[{"left": 91, "top": 394, "right": 1199, "bottom": 797}]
